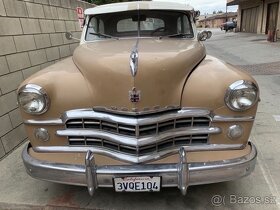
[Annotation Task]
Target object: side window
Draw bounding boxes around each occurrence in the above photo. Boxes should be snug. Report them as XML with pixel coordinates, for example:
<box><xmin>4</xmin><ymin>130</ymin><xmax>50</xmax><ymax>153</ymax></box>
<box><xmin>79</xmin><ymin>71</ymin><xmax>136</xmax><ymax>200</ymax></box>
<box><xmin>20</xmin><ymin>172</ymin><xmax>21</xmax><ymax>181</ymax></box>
<box><xmin>87</xmin><ymin>17</ymin><xmax>105</xmax><ymax>40</ymax></box>
<box><xmin>177</xmin><ymin>17</ymin><xmax>182</xmax><ymax>33</ymax></box>
<box><xmin>88</xmin><ymin>17</ymin><xmax>98</xmax><ymax>34</ymax></box>
<box><xmin>177</xmin><ymin>15</ymin><xmax>192</xmax><ymax>34</ymax></box>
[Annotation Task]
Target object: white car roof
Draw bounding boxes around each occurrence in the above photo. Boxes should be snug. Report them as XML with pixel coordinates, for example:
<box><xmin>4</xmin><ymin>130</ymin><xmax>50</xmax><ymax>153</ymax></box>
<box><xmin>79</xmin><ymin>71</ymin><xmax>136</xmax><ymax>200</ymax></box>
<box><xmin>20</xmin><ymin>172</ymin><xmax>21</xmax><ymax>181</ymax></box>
<box><xmin>84</xmin><ymin>1</ymin><xmax>194</xmax><ymax>16</ymax></box>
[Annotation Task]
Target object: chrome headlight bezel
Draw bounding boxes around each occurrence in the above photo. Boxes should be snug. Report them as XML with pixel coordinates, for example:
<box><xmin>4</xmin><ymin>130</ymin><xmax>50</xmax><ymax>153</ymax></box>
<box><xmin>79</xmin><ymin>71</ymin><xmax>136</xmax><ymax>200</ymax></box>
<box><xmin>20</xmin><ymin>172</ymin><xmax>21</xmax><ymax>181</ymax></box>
<box><xmin>225</xmin><ymin>80</ymin><xmax>259</xmax><ymax>112</ymax></box>
<box><xmin>17</xmin><ymin>84</ymin><xmax>50</xmax><ymax>115</ymax></box>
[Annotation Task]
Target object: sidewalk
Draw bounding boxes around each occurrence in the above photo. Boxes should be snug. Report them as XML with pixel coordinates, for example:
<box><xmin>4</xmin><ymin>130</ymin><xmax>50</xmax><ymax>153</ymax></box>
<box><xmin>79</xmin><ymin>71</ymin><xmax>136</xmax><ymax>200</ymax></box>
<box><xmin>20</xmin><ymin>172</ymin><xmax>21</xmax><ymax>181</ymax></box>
<box><xmin>0</xmin><ymin>75</ymin><xmax>280</xmax><ymax>210</ymax></box>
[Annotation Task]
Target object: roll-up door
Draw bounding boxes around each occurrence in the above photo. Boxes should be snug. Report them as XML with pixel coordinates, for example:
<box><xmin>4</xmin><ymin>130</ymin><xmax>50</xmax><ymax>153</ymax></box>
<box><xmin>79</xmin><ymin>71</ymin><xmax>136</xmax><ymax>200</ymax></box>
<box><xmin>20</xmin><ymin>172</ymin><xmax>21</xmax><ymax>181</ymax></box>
<box><xmin>241</xmin><ymin>7</ymin><xmax>259</xmax><ymax>33</ymax></box>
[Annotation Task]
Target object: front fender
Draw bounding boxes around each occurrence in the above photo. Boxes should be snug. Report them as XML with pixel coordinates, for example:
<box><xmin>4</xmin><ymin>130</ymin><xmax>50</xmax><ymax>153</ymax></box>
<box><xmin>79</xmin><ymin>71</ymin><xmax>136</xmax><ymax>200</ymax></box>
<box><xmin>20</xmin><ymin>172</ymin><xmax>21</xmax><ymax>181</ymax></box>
<box><xmin>181</xmin><ymin>55</ymin><xmax>259</xmax><ymax>146</ymax></box>
<box><xmin>18</xmin><ymin>57</ymin><xmax>93</xmax><ymax>120</ymax></box>
<box><xmin>181</xmin><ymin>55</ymin><xmax>258</xmax><ymax>117</ymax></box>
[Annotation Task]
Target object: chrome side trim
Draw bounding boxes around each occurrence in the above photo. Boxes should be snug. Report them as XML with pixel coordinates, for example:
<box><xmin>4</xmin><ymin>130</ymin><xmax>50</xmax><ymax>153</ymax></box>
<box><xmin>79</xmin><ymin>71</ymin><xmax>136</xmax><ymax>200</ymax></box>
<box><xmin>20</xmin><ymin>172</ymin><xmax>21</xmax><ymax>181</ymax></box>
<box><xmin>24</xmin><ymin>119</ymin><xmax>64</xmax><ymax>126</ymax></box>
<box><xmin>33</xmin><ymin>143</ymin><xmax>246</xmax><ymax>164</ymax></box>
<box><xmin>61</xmin><ymin>108</ymin><xmax>211</xmax><ymax>125</ymax></box>
<box><xmin>212</xmin><ymin>115</ymin><xmax>255</xmax><ymax>122</ymax></box>
<box><xmin>56</xmin><ymin>127</ymin><xmax>221</xmax><ymax>147</ymax></box>
<box><xmin>22</xmin><ymin>142</ymin><xmax>257</xmax><ymax>196</ymax></box>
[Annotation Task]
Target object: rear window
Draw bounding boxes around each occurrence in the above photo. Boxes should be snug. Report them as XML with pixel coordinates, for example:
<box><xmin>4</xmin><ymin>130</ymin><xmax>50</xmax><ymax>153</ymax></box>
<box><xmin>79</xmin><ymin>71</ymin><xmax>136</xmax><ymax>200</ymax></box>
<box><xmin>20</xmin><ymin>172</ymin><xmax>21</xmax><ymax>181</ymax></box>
<box><xmin>117</xmin><ymin>18</ymin><xmax>165</xmax><ymax>32</ymax></box>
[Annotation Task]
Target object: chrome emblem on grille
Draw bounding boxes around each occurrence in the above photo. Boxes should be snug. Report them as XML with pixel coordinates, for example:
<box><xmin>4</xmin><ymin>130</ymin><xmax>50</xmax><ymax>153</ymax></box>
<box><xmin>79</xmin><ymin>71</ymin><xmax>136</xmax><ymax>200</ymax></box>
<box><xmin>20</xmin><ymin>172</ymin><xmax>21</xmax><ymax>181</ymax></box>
<box><xmin>129</xmin><ymin>87</ymin><xmax>141</xmax><ymax>103</ymax></box>
<box><xmin>130</xmin><ymin>47</ymin><xmax>138</xmax><ymax>77</ymax></box>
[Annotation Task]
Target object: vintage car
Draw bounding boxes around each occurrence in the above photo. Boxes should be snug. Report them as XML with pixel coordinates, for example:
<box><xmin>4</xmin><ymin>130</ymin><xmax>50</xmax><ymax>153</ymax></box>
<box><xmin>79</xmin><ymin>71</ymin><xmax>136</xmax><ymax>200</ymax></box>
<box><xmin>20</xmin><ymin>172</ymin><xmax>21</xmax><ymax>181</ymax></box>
<box><xmin>18</xmin><ymin>1</ymin><xmax>259</xmax><ymax>196</ymax></box>
<box><xmin>220</xmin><ymin>21</ymin><xmax>237</xmax><ymax>32</ymax></box>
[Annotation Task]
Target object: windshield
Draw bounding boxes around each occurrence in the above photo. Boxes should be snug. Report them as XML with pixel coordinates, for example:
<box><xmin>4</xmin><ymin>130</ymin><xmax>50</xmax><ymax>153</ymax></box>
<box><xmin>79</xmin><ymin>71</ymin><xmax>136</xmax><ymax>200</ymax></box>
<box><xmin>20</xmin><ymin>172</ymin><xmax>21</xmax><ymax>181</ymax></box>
<box><xmin>85</xmin><ymin>10</ymin><xmax>194</xmax><ymax>41</ymax></box>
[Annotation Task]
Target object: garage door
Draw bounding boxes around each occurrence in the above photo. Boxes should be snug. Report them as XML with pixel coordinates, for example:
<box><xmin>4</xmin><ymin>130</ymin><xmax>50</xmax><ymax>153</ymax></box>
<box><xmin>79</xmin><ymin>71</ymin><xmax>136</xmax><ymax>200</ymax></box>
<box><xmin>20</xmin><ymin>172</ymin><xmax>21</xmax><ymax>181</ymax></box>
<box><xmin>241</xmin><ymin>7</ymin><xmax>259</xmax><ymax>33</ymax></box>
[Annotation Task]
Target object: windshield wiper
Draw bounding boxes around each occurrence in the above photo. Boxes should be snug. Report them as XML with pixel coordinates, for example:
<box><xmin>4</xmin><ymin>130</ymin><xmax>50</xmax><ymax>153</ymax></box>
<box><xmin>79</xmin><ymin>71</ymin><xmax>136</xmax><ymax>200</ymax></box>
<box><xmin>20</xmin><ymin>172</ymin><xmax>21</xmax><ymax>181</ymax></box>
<box><xmin>159</xmin><ymin>33</ymin><xmax>193</xmax><ymax>39</ymax></box>
<box><xmin>89</xmin><ymin>32</ymin><xmax>119</xmax><ymax>40</ymax></box>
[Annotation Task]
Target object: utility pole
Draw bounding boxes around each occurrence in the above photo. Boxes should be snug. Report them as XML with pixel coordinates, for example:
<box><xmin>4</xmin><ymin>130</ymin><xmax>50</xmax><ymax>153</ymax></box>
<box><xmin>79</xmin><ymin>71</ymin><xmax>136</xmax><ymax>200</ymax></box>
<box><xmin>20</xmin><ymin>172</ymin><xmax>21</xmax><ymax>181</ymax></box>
<box><xmin>226</xmin><ymin>3</ymin><xmax>228</xmax><ymax>22</ymax></box>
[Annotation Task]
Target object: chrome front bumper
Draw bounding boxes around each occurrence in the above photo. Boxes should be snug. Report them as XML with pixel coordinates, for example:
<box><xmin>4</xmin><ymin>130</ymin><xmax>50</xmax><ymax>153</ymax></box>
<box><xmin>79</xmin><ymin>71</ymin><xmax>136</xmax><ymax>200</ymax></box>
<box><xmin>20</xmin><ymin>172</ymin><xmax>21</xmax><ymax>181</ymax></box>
<box><xmin>22</xmin><ymin>142</ymin><xmax>257</xmax><ymax>196</ymax></box>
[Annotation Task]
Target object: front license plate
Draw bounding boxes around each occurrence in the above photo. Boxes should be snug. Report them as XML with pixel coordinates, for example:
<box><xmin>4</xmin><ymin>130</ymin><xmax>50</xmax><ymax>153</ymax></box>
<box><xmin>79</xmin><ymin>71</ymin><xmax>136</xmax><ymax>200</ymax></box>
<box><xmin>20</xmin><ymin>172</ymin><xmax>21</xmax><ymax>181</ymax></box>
<box><xmin>114</xmin><ymin>177</ymin><xmax>161</xmax><ymax>192</ymax></box>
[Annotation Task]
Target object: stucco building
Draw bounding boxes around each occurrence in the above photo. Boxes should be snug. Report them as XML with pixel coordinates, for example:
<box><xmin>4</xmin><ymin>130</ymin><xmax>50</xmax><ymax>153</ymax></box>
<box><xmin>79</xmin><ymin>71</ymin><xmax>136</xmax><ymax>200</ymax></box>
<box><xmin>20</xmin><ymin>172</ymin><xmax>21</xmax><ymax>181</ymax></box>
<box><xmin>198</xmin><ymin>12</ymin><xmax>237</xmax><ymax>28</ymax></box>
<box><xmin>227</xmin><ymin>0</ymin><xmax>280</xmax><ymax>38</ymax></box>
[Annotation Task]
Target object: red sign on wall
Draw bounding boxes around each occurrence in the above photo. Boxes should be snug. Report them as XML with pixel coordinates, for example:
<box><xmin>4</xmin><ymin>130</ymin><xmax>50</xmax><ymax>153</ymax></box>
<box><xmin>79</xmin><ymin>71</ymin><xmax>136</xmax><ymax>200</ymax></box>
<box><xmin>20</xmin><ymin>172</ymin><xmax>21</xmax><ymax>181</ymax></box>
<box><xmin>76</xmin><ymin>7</ymin><xmax>84</xmax><ymax>29</ymax></box>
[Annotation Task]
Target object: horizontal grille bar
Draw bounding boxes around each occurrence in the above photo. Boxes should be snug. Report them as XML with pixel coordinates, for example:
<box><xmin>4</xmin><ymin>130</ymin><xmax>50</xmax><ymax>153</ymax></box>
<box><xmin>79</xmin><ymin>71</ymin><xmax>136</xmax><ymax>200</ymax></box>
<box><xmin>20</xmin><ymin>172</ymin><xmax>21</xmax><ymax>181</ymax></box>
<box><xmin>68</xmin><ymin>134</ymin><xmax>209</xmax><ymax>156</ymax></box>
<box><xmin>65</xmin><ymin>116</ymin><xmax>211</xmax><ymax>138</ymax></box>
<box><xmin>57</xmin><ymin>127</ymin><xmax>220</xmax><ymax>147</ymax></box>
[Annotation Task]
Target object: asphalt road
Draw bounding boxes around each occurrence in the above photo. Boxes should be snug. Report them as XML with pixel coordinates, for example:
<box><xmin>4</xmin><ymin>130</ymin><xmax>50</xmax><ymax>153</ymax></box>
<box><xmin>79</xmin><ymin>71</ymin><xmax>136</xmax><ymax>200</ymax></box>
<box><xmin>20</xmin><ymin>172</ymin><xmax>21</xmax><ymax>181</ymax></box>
<box><xmin>0</xmin><ymin>30</ymin><xmax>280</xmax><ymax>210</ymax></box>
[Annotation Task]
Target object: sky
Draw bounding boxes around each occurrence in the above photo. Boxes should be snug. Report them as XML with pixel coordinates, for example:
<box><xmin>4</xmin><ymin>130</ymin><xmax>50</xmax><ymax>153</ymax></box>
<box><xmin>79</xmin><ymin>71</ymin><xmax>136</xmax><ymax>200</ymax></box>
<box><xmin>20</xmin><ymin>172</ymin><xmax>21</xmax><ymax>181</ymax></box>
<box><xmin>154</xmin><ymin>0</ymin><xmax>238</xmax><ymax>15</ymax></box>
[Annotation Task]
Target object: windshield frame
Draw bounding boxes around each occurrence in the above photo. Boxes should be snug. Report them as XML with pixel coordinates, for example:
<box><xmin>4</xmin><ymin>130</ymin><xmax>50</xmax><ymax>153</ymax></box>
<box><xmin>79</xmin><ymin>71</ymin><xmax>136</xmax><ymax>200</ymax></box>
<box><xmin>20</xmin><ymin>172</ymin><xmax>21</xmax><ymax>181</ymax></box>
<box><xmin>82</xmin><ymin>10</ymin><xmax>195</xmax><ymax>42</ymax></box>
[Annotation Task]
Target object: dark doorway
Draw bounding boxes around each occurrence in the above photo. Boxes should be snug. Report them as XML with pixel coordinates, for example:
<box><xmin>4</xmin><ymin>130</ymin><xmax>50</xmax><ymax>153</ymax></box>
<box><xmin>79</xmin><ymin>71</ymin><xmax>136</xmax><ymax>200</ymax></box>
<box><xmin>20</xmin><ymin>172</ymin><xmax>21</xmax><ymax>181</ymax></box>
<box><xmin>266</xmin><ymin>2</ymin><xmax>279</xmax><ymax>34</ymax></box>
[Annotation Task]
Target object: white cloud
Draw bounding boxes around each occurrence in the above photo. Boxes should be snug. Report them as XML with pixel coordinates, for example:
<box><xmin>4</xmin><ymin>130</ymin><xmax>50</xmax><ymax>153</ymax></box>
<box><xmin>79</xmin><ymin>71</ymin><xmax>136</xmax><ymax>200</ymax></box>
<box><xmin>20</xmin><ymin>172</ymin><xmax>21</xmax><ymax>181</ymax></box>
<box><xmin>154</xmin><ymin>0</ymin><xmax>238</xmax><ymax>15</ymax></box>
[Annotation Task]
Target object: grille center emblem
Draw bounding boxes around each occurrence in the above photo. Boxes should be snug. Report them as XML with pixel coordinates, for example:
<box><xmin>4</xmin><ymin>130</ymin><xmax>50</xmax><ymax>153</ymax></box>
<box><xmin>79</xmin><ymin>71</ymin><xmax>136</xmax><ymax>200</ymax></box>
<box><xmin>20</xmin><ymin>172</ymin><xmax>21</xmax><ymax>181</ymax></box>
<box><xmin>129</xmin><ymin>87</ymin><xmax>141</xmax><ymax>103</ymax></box>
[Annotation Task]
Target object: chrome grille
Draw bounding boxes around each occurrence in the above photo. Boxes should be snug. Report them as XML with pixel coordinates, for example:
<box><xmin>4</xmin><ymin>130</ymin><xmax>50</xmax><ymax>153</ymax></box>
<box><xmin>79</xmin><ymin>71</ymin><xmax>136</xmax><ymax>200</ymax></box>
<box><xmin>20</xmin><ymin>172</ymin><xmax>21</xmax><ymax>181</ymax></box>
<box><xmin>59</xmin><ymin>109</ymin><xmax>216</xmax><ymax>156</ymax></box>
<box><xmin>68</xmin><ymin>134</ymin><xmax>209</xmax><ymax>155</ymax></box>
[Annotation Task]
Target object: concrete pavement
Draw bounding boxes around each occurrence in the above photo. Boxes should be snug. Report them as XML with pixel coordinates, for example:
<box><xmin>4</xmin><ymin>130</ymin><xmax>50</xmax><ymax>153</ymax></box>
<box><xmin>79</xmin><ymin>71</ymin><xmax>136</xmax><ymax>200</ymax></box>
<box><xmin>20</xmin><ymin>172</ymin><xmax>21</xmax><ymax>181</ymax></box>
<box><xmin>204</xmin><ymin>28</ymin><xmax>280</xmax><ymax>66</ymax></box>
<box><xmin>1</xmin><ymin>31</ymin><xmax>280</xmax><ymax>210</ymax></box>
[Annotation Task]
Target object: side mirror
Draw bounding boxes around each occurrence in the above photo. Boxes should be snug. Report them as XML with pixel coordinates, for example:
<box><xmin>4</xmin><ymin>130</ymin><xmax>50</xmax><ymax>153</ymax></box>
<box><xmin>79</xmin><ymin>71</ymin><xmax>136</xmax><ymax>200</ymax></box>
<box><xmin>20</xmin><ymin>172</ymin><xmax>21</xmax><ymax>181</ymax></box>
<box><xmin>65</xmin><ymin>32</ymin><xmax>80</xmax><ymax>41</ymax></box>
<box><xmin>198</xmin><ymin>30</ymin><xmax>212</xmax><ymax>41</ymax></box>
<box><xmin>193</xmin><ymin>10</ymin><xmax>200</xmax><ymax>23</ymax></box>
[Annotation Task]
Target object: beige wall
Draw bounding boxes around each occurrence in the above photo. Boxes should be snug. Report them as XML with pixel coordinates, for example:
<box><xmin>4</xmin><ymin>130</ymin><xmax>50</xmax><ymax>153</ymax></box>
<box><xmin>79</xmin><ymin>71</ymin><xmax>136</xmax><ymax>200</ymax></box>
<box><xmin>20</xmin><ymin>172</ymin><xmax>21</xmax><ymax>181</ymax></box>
<box><xmin>0</xmin><ymin>0</ymin><xmax>93</xmax><ymax>159</ymax></box>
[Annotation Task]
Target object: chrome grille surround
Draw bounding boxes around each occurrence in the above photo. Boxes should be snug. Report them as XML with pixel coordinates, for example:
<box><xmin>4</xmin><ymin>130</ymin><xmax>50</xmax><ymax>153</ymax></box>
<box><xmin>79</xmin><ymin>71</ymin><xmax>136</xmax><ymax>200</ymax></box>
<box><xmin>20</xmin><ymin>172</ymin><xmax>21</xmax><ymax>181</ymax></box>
<box><xmin>56</xmin><ymin>108</ymin><xmax>221</xmax><ymax>157</ymax></box>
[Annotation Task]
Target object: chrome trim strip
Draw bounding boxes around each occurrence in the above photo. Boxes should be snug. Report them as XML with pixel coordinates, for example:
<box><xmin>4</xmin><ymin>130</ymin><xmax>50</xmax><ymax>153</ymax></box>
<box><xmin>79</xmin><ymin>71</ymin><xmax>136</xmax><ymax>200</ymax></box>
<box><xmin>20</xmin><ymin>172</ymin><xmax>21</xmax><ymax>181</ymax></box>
<box><xmin>212</xmin><ymin>115</ymin><xmax>255</xmax><ymax>122</ymax></box>
<box><xmin>56</xmin><ymin>127</ymin><xmax>221</xmax><ymax>147</ymax></box>
<box><xmin>33</xmin><ymin>143</ymin><xmax>246</xmax><ymax>164</ymax></box>
<box><xmin>23</xmin><ymin>107</ymin><xmax>256</xmax><ymax>126</ymax></box>
<box><xmin>24</xmin><ymin>119</ymin><xmax>64</xmax><ymax>126</ymax></box>
<box><xmin>61</xmin><ymin>108</ymin><xmax>211</xmax><ymax>125</ymax></box>
<box><xmin>22</xmin><ymin>142</ymin><xmax>257</xmax><ymax>195</ymax></box>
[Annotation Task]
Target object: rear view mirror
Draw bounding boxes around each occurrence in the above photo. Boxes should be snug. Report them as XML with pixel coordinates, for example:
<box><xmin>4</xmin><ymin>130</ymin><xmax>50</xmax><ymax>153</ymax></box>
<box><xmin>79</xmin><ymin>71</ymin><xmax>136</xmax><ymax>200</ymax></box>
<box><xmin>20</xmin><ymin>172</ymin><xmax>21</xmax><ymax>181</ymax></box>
<box><xmin>198</xmin><ymin>30</ymin><xmax>212</xmax><ymax>41</ymax></box>
<box><xmin>65</xmin><ymin>32</ymin><xmax>73</xmax><ymax>40</ymax></box>
<box><xmin>132</xmin><ymin>15</ymin><xmax>147</xmax><ymax>22</ymax></box>
<box><xmin>65</xmin><ymin>32</ymin><xmax>80</xmax><ymax>41</ymax></box>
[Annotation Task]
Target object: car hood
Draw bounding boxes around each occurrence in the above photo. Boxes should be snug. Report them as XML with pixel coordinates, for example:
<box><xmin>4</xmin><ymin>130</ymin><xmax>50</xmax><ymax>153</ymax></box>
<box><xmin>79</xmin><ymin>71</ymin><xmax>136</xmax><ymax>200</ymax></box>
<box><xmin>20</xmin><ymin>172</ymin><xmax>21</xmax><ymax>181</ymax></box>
<box><xmin>73</xmin><ymin>38</ymin><xmax>206</xmax><ymax>113</ymax></box>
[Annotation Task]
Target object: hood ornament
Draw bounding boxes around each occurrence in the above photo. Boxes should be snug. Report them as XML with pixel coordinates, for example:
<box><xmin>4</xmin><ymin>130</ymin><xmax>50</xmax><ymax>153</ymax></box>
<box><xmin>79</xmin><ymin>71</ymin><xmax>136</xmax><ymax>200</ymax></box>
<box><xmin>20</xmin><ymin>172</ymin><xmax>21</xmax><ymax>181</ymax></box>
<box><xmin>129</xmin><ymin>87</ymin><xmax>141</xmax><ymax>103</ymax></box>
<box><xmin>130</xmin><ymin>46</ymin><xmax>139</xmax><ymax>77</ymax></box>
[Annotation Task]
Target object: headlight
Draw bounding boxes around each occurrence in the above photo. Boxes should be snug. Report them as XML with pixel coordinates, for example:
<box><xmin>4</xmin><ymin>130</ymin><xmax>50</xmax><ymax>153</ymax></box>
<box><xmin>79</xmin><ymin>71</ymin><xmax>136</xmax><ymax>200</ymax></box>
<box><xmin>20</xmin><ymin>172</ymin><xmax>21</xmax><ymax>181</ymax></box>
<box><xmin>225</xmin><ymin>80</ymin><xmax>258</xmax><ymax>111</ymax></box>
<box><xmin>18</xmin><ymin>84</ymin><xmax>50</xmax><ymax>115</ymax></box>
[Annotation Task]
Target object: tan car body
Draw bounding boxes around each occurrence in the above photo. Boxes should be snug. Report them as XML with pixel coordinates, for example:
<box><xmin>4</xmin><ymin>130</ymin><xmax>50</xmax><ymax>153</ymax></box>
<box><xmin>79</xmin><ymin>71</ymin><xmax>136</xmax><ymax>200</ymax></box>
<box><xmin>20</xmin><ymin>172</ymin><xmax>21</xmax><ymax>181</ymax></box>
<box><xmin>19</xmin><ymin>1</ymin><xmax>259</xmax><ymax>195</ymax></box>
